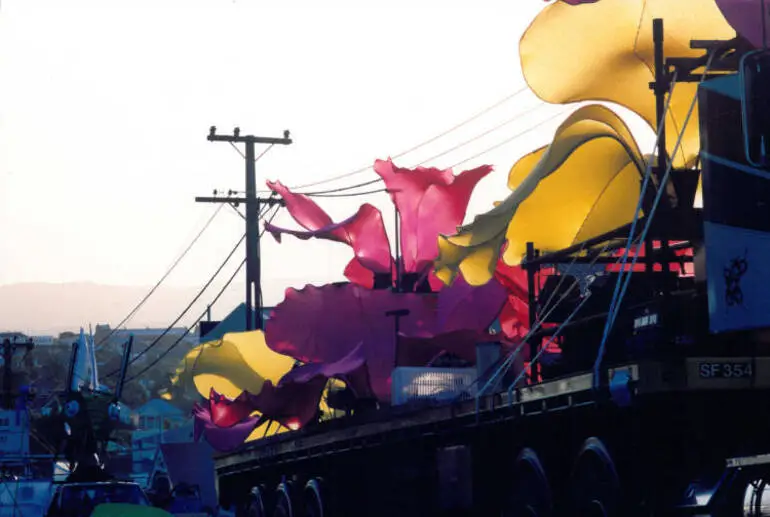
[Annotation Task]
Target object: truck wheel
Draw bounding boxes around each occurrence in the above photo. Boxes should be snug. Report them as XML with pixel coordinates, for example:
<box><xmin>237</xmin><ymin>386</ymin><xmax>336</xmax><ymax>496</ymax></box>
<box><xmin>303</xmin><ymin>478</ymin><xmax>325</xmax><ymax>517</ymax></box>
<box><xmin>273</xmin><ymin>482</ymin><xmax>294</xmax><ymax>517</ymax></box>
<box><xmin>246</xmin><ymin>486</ymin><xmax>267</xmax><ymax>517</ymax></box>
<box><xmin>504</xmin><ymin>448</ymin><xmax>552</xmax><ymax>517</ymax></box>
<box><xmin>568</xmin><ymin>438</ymin><xmax>621</xmax><ymax>517</ymax></box>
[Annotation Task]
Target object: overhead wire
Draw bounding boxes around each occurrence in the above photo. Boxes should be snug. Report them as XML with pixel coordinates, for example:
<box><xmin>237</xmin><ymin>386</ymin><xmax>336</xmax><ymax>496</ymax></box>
<box><xmin>125</xmin><ymin>205</ymin><xmax>283</xmax><ymax>384</ymax></box>
<box><xmin>103</xmin><ymin>230</ymin><xmax>247</xmax><ymax>379</ymax></box>
<box><xmin>449</xmin><ymin>107</ymin><xmax>570</xmax><ymax>170</ymax></box>
<box><xmin>414</xmin><ymin>101</ymin><xmax>549</xmax><ymax>166</ymax></box>
<box><xmin>96</xmin><ymin>204</ymin><xmax>225</xmax><ymax>348</ymax></box>
<box><xmin>592</xmin><ymin>51</ymin><xmax>715</xmax><ymax>384</ymax></box>
<box><xmin>123</xmin><ymin>259</ymin><xmax>247</xmax><ymax>384</ymax></box>
<box><xmin>300</xmin><ymin>102</ymin><xmax>565</xmax><ymax>199</ymax></box>
<box><xmin>286</xmin><ymin>86</ymin><xmax>530</xmax><ymax>192</ymax></box>
<box><xmin>307</xmin><ymin>188</ymin><xmax>388</xmax><ymax>198</ymax></box>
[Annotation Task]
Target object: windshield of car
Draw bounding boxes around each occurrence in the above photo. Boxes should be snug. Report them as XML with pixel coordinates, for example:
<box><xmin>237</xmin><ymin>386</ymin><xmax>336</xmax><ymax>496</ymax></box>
<box><xmin>56</xmin><ymin>483</ymin><xmax>149</xmax><ymax>515</ymax></box>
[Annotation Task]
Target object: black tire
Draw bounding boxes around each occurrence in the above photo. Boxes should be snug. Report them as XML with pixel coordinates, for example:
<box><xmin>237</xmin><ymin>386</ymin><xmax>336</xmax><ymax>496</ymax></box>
<box><xmin>504</xmin><ymin>448</ymin><xmax>552</xmax><ymax>517</ymax></box>
<box><xmin>568</xmin><ymin>437</ymin><xmax>621</xmax><ymax>517</ymax></box>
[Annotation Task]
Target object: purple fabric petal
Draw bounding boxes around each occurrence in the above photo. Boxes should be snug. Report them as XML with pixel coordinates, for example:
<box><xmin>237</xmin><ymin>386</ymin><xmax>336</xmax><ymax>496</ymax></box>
<box><xmin>716</xmin><ymin>0</ymin><xmax>767</xmax><ymax>48</ymax></box>
<box><xmin>266</xmin><ymin>283</ymin><xmax>440</xmax><ymax>401</ymax></box>
<box><xmin>436</xmin><ymin>275</ymin><xmax>507</xmax><ymax>333</ymax></box>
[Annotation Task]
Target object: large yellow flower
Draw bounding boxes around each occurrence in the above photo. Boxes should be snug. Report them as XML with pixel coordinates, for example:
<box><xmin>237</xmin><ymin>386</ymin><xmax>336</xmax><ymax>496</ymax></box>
<box><xmin>170</xmin><ymin>330</ymin><xmax>343</xmax><ymax>441</ymax></box>
<box><xmin>435</xmin><ymin>104</ymin><xmax>645</xmax><ymax>286</ymax></box>
<box><xmin>521</xmin><ymin>0</ymin><xmax>735</xmax><ymax>168</ymax></box>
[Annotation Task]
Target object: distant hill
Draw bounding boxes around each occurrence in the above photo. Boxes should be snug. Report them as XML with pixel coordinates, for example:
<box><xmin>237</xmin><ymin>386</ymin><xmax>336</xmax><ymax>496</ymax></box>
<box><xmin>0</xmin><ymin>281</ymin><xmax>249</xmax><ymax>335</ymax></box>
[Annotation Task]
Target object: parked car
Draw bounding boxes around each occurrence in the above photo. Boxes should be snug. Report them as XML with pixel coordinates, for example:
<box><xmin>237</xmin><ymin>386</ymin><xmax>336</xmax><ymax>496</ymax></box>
<box><xmin>44</xmin><ymin>481</ymin><xmax>153</xmax><ymax>517</ymax></box>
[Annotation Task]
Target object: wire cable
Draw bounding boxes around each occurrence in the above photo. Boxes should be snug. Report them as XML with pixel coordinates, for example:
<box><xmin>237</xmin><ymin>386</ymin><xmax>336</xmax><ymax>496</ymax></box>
<box><xmin>96</xmin><ymin>204</ymin><xmax>225</xmax><ymax>348</ymax></box>
<box><xmin>415</xmin><ymin>102</ymin><xmax>548</xmax><ymax>167</ymax></box>
<box><xmin>286</xmin><ymin>86</ymin><xmax>530</xmax><ymax>191</ymax></box>
<box><xmin>592</xmin><ymin>52</ymin><xmax>715</xmax><ymax>385</ymax></box>
<box><xmin>126</xmin><ymin>206</ymin><xmax>283</xmax><ymax>384</ymax></box>
<box><xmin>301</xmin><ymin>104</ymin><xmax>564</xmax><ymax>199</ymax></box>
<box><xmin>103</xmin><ymin>231</ymin><xmax>246</xmax><ymax>379</ymax></box>
<box><xmin>124</xmin><ymin>259</ymin><xmax>246</xmax><ymax>384</ymax></box>
<box><xmin>449</xmin><ymin>108</ymin><xmax>570</xmax><ymax>170</ymax></box>
<box><xmin>307</xmin><ymin>188</ymin><xmax>389</xmax><ymax>198</ymax></box>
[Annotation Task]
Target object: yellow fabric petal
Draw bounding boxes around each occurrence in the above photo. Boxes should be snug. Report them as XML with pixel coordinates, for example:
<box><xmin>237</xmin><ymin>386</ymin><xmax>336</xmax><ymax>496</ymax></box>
<box><xmin>435</xmin><ymin>104</ymin><xmax>645</xmax><ymax>286</ymax></box>
<box><xmin>173</xmin><ymin>330</ymin><xmax>295</xmax><ymax>400</ymax></box>
<box><xmin>521</xmin><ymin>0</ymin><xmax>735</xmax><ymax>167</ymax></box>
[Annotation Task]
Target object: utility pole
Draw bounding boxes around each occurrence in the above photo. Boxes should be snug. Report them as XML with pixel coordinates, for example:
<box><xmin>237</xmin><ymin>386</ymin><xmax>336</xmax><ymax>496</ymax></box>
<box><xmin>1</xmin><ymin>337</ymin><xmax>34</xmax><ymax>410</ymax></box>
<box><xmin>196</xmin><ymin>126</ymin><xmax>292</xmax><ymax>331</ymax></box>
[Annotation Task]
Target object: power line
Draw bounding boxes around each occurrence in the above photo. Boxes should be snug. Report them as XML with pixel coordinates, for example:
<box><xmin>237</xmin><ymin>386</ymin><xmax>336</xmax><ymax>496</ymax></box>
<box><xmin>103</xmin><ymin>231</ymin><xmax>247</xmax><ymax>379</ymax></box>
<box><xmin>301</xmin><ymin>178</ymin><xmax>383</xmax><ymax>196</ymax></box>
<box><xmin>449</xmin><ymin>108</ymin><xmax>569</xmax><ymax>169</ymax></box>
<box><xmin>301</xmin><ymin>106</ymin><xmax>567</xmax><ymax>199</ymax></box>
<box><xmin>286</xmin><ymin>86</ymin><xmax>530</xmax><ymax>191</ymax></box>
<box><xmin>124</xmin><ymin>206</ymin><xmax>282</xmax><ymax>384</ymax></box>
<box><xmin>96</xmin><ymin>204</ymin><xmax>225</xmax><ymax>348</ymax></box>
<box><xmin>415</xmin><ymin>102</ymin><xmax>547</xmax><ymax>166</ymax></box>
<box><xmin>307</xmin><ymin>188</ymin><xmax>388</xmax><ymax>198</ymax></box>
<box><xmin>123</xmin><ymin>258</ymin><xmax>247</xmax><ymax>384</ymax></box>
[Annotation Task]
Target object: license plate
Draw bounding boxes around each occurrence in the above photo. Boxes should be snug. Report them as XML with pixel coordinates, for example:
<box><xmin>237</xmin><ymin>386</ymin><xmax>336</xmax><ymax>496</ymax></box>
<box><xmin>698</xmin><ymin>361</ymin><xmax>754</xmax><ymax>379</ymax></box>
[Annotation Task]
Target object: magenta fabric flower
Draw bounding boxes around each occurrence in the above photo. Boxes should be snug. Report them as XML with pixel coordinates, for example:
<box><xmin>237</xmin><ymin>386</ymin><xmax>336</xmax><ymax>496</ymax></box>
<box><xmin>264</xmin><ymin>160</ymin><xmax>506</xmax><ymax>402</ymax></box>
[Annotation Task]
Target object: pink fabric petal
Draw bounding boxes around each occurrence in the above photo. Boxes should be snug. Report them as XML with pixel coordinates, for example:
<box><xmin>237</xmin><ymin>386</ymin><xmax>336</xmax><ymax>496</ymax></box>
<box><xmin>192</xmin><ymin>403</ymin><xmax>261</xmax><ymax>453</ymax></box>
<box><xmin>264</xmin><ymin>185</ymin><xmax>393</xmax><ymax>283</ymax></box>
<box><xmin>208</xmin><ymin>388</ymin><xmax>255</xmax><ymax>428</ymax></box>
<box><xmin>436</xmin><ymin>275</ymin><xmax>507</xmax><ymax>333</ymax></box>
<box><xmin>343</xmin><ymin>258</ymin><xmax>379</xmax><ymax>289</ymax></box>
<box><xmin>373</xmin><ymin>158</ymin><xmax>493</xmax><ymax>277</ymax></box>
<box><xmin>716</xmin><ymin>0</ymin><xmax>767</xmax><ymax>48</ymax></box>
<box><xmin>265</xmin><ymin>283</ymin><xmax>441</xmax><ymax>401</ymax></box>
<box><xmin>266</xmin><ymin>180</ymin><xmax>333</xmax><ymax>230</ymax></box>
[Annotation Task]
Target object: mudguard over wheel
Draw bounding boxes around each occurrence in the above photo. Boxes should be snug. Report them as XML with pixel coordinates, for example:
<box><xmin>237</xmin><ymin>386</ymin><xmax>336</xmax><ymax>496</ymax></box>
<box><xmin>568</xmin><ymin>437</ymin><xmax>621</xmax><ymax>517</ymax></box>
<box><xmin>272</xmin><ymin>482</ymin><xmax>293</xmax><ymax>517</ymax></box>
<box><xmin>303</xmin><ymin>478</ymin><xmax>325</xmax><ymax>517</ymax></box>
<box><xmin>505</xmin><ymin>447</ymin><xmax>552</xmax><ymax>517</ymax></box>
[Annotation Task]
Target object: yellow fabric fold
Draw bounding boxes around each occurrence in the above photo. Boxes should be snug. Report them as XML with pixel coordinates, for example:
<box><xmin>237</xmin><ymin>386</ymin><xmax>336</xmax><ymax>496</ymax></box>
<box><xmin>521</xmin><ymin>0</ymin><xmax>735</xmax><ymax>168</ymax></box>
<box><xmin>435</xmin><ymin>104</ymin><xmax>645</xmax><ymax>286</ymax></box>
<box><xmin>172</xmin><ymin>330</ymin><xmax>295</xmax><ymax>400</ymax></box>
<box><xmin>170</xmin><ymin>330</ymin><xmax>344</xmax><ymax>441</ymax></box>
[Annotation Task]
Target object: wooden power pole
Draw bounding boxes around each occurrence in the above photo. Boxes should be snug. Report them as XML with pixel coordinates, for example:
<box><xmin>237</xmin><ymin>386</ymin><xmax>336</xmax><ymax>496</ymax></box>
<box><xmin>196</xmin><ymin>126</ymin><xmax>292</xmax><ymax>331</ymax></box>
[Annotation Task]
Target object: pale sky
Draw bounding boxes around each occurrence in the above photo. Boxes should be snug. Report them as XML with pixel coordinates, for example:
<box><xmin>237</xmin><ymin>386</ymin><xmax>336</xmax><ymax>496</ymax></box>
<box><xmin>0</xmin><ymin>0</ymin><xmax>656</xmax><ymax>325</ymax></box>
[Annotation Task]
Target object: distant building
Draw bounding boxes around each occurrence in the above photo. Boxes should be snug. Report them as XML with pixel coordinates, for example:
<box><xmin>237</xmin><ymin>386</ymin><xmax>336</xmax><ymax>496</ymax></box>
<box><xmin>0</xmin><ymin>409</ymin><xmax>30</xmax><ymax>467</ymax></box>
<box><xmin>198</xmin><ymin>303</ymin><xmax>274</xmax><ymax>341</ymax></box>
<box><xmin>99</xmin><ymin>327</ymin><xmax>199</xmax><ymax>355</ymax></box>
<box><xmin>0</xmin><ymin>332</ymin><xmax>31</xmax><ymax>344</ymax></box>
<box><xmin>130</xmin><ymin>399</ymin><xmax>190</xmax><ymax>485</ymax></box>
<box><xmin>149</xmin><ymin>439</ymin><xmax>217</xmax><ymax>508</ymax></box>
<box><xmin>29</xmin><ymin>335</ymin><xmax>55</xmax><ymax>346</ymax></box>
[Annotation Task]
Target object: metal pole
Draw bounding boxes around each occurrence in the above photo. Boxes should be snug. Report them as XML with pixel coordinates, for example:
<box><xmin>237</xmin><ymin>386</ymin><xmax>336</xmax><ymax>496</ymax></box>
<box><xmin>202</xmin><ymin>127</ymin><xmax>291</xmax><ymax>332</ymax></box>
<box><xmin>2</xmin><ymin>339</ymin><xmax>11</xmax><ymax>409</ymax></box>
<box><xmin>525</xmin><ymin>243</ymin><xmax>539</xmax><ymax>383</ymax></box>
<box><xmin>650</xmin><ymin>18</ymin><xmax>667</xmax><ymax>279</ymax></box>
<box><xmin>394</xmin><ymin>209</ymin><xmax>401</xmax><ymax>293</ymax></box>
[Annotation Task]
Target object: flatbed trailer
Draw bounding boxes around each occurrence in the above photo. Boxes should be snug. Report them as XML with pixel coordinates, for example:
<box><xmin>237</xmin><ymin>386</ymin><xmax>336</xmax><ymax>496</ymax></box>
<box><xmin>214</xmin><ymin>357</ymin><xmax>770</xmax><ymax>516</ymax></box>
<box><xmin>211</xmin><ymin>22</ymin><xmax>770</xmax><ymax>517</ymax></box>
